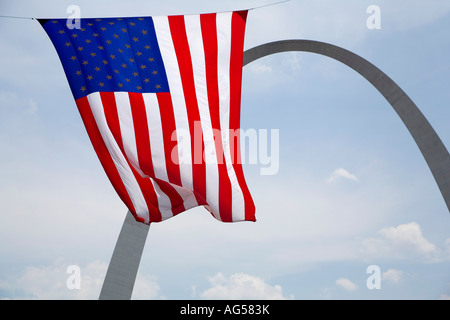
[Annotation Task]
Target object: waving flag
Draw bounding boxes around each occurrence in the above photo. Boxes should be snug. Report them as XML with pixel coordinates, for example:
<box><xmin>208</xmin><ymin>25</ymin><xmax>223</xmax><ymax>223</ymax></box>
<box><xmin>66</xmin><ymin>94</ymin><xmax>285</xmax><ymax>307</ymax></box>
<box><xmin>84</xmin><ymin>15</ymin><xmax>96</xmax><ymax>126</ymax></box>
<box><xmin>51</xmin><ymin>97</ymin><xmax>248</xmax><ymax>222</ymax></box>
<box><xmin>40</xmin><ymin>11</ymin><xmax>255</xmax><ymax>224</ymax></box>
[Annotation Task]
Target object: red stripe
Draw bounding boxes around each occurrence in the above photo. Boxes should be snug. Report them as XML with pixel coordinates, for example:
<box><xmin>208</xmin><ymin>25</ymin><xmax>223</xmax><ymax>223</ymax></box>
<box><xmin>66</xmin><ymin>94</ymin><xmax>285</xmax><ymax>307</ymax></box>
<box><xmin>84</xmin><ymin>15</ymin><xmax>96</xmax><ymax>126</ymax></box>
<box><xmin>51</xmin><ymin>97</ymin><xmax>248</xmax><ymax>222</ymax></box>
<box><xmin>100</xmin><ymin>92</ymin><xmax>124</xmax><ymax>151</ymax></box>
<box><xmin>200</xmin><ymin>13</ymin><xmax>233</xmax><ymax>222</ymax></box>
<box><xmin>156</xmin><ymin>92</ymin><xmax>181</xmax><ymax>186</ymax></box>
<box><xmin>75</xmin><ymin>95</ymin><xmax>139</xmax><ymax>220</ymax></box>
<box><xmin>152</xmin><ymin>178</ymin><xmax>186</xmax><ymax>216</ymax></box>
<box><xmin>229</xmin><ymin>11</ymin><xmax>255</xmax><ymax>221</ymax></box>
<box><xmin>156</xmin><ymin>92</ymin><xmax>186</xmax><ymax>212</ymax></box>
<box><xmin>168</xmin><ymin>15</ymin><xmax>207</xmax><ymax>206</ymax></box>
<box><xmin>128</xmin><ymin>92</ymin><xmax>155</xmax><ymax>177</ymax></box>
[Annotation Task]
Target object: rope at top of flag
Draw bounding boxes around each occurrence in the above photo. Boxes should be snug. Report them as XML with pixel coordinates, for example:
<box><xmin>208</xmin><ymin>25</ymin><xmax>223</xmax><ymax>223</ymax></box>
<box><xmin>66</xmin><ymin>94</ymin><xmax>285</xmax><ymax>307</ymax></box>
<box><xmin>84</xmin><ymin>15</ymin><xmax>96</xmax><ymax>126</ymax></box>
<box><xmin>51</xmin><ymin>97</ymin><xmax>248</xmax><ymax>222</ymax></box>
<box><xmin>0</xmin><ymin>0</ymin><xmax>292</xmax><ymax>21</ymax></box>
<box><xmin>248</xmin><ymin>0</ymin><xmax>292</xmax><ymax>11</ymax></box>
<box><xmin>0</xmin><ymin>15</ymin><xmax>35</xmax><ymax>20</ymax></box>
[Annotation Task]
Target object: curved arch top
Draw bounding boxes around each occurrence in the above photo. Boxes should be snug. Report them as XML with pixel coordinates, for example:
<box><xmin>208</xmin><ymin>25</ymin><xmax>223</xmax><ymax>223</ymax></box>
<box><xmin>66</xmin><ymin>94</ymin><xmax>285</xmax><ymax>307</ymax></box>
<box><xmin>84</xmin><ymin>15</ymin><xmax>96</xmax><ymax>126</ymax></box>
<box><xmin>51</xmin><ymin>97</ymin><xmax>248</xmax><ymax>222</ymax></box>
<box><xmin>243</xmin><ymin>40</ymin><xmax>450</xmax><ymax>213</ymax></box>
<box><xmin>100</xmin><ymin>39</ymin><xmax>450</xmax><ymax>301</ymax></box>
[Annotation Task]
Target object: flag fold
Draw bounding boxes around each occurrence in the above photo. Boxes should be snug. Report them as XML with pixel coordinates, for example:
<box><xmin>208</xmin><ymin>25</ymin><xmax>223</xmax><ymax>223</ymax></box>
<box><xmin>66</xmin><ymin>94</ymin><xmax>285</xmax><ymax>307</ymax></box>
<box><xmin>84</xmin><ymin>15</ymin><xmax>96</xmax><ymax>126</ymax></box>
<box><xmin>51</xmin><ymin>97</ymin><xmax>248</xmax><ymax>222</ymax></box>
<box><xmin>40</xmin><ymin>11</ymin><xmax>255</xmax><ymax>224</ymax></box>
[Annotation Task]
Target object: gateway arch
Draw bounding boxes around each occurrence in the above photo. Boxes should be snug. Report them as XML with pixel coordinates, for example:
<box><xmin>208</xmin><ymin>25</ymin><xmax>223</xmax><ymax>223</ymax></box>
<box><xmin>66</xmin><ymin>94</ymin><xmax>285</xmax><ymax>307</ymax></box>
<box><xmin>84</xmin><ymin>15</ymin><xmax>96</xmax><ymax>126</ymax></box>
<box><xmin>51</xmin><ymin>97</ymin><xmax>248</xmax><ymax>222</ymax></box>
<box><xmin>99</xmin><ymin>39</ymin><xmax>450</xmax><ymax>300</ymax></box>
<box><xmin>243</xmin><ymin>40</ymin><xmax>450</xmax><ymax>213</ymax></box>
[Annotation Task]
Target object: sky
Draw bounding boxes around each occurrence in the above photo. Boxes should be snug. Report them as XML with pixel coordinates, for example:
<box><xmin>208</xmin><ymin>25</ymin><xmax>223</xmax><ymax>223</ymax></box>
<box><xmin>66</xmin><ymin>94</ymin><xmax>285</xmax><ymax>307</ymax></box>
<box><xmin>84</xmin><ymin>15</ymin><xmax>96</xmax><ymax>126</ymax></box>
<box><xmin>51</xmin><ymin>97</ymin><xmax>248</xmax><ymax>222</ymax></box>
<box><xmin>1</xmin><ymin>0</ymin><xmax>450</xmax><ymax>300</ymax></box>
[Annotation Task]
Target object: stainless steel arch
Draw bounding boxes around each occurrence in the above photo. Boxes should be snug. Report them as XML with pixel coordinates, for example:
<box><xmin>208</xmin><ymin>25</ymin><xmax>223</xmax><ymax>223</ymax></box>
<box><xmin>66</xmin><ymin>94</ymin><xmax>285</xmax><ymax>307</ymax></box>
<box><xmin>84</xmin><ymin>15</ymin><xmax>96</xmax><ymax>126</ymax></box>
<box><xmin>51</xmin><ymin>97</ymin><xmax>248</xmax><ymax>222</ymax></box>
<box><xmin>244</xmin><ymin>39</ymin><xmax>450</xmax><ymax>213</ymax></box>
<box><xmin>99</xmin><ymin>39</ymin><xmax>450</xmax><ymax>300</ymax></box>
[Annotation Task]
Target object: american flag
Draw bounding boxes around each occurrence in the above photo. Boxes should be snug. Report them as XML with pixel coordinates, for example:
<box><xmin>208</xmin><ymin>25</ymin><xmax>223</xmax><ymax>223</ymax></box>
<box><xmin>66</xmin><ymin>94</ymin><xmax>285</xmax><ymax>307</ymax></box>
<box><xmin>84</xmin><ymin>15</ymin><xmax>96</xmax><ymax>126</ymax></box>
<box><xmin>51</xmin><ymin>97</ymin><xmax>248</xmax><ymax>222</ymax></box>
<box><xmin>40</xmin><ymin>11</ymin><xmax>255</xmax><ymax>224</ymax></box>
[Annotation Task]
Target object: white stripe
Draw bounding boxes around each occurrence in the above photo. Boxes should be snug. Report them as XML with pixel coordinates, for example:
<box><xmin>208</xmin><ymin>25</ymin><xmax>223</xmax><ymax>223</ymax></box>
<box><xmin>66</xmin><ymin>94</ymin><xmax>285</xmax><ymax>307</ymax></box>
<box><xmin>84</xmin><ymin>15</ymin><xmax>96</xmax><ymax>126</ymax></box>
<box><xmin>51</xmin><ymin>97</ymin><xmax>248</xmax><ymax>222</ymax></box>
<box><xmin>153</xmin><ymin>15</ymin><xmax>198</xmax><ymax>210</ymax></box>
<box><xmin>142</xmin><ymin>93</ymin><xmax>169</xmax><ymax>181</ymax></box>
<box><xmin>216</xmin><ymin>12</ymin><xmax>245</xmax><ymax>221</ymax></box>
<box><xmin>114</xmin><ymin>92</ymin><xmax>143</xmax><ymax>176</ymax></box>
<box><xmin>184</xmin><ymin>14</ymin><xmax>221</xmax><ymax>220</ymax></box>
<box><xmin>171</xmin><ymin>183</ymin><xmax>199</xmax><ymax>211</ymax></box>
<box><xmin>141</xmin><ymin>93</ymin><xmax>173</xmax><ymax>219</ymax></box>
<box><xmin>87</xmin><ymin>92</ymin><xmax>149</xmax><ymax>223</ymax></box>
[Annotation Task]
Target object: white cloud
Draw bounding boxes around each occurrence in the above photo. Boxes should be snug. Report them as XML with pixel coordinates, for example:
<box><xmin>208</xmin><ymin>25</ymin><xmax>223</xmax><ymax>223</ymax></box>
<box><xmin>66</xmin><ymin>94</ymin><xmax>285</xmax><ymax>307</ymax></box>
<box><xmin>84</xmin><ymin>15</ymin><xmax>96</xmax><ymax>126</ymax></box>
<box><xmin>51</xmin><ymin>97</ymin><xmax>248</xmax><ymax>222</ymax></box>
<box><xmin>132</xmin><ymin>273</ymin><xmax>164</xmax><ymax>300</ymax></box>
<box><xmin>361</xmin><ymin>222</ymin><xmax>441</xmax><ymax>261</ymax></box>
<box><xmin>0</xmin><ymin>259</ymin><xmax>161</xmax><ymax>300</ymax></box>
<box><xmin>326</xmin><ymin>168</ymin><xmax>359</xmax><ymax>184</ymax></box>
<box><xmin>382</xmin><ymin>269</ymin><xmax>403</xmax><ymax>284</ymax></box>
<box><xmin>381</xmin><ymin>223</ymin><xmax>436</xmax><ymax>255</ymax></box>
<box><xmin>200</xmin><ymin>272</ymin><xmax>293</xmax><ymax>300</ymax></box>
<box><xmin>335</xmin><ymin>277</ymin><xmax>358</xmax><ymax>291</ymax></box>
<box><xmin>248</xmin><ymin>63</ymin><xmax>272</xmax><ymax>75</ymax></box>
<box><xmin>0</xmin><ymin>259</ymin><xmax>105</xmax><ymax>299</ymax></box>
<box><xmin>281</xmin><ymin>52</ymin><xmax>302</xmax><ymax>72</ymax></box>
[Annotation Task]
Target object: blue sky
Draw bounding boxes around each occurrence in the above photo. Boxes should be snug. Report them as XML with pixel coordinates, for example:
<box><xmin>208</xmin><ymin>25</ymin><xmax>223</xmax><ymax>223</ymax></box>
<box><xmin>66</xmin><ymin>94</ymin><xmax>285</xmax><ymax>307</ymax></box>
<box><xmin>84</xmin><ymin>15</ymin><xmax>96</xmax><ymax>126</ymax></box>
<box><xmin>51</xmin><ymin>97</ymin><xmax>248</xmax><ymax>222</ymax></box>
<box><xmin>1</xmin><ymin>0</ymin><xmax>450</xmax><ymax>300</ymax></box>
